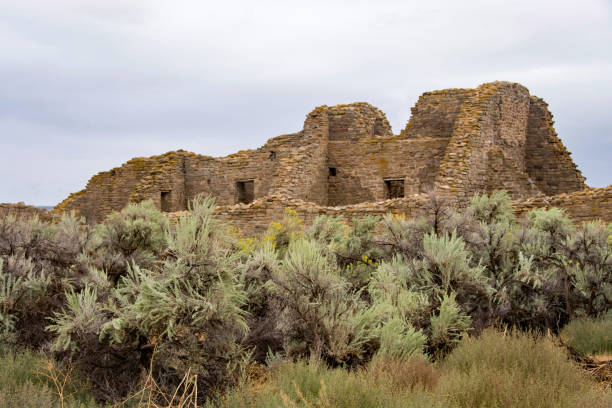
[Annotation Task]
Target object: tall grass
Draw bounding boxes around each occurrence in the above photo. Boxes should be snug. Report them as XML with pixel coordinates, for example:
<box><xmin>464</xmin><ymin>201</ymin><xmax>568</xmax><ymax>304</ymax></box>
<box><xmin>1</xmin><ymin>333</ymin><xmax>610</xmax><ymax>408</ymax></box>
<box><xmin>0</xmin><ymin>349</ymin><xmax>100</xmax><ymax>408</ymax></box>
<box><xmin>438</xmin><ymin>329</ymin><xmax>611</xmax><ymax>408</ymax></box>
<box><xmin>561</xmin><ymin>315</ymin><xmax>612</xmax><ymax>355</ymax></box>
<box><xmin>215</xmin><ymin>357</ymin><xmax>439</xmax><ymax>408</ymax></box>
<box><xmin>214</xmin><ymin>330</ymin><xmax>612</xmax><ymax>408</ymax></box>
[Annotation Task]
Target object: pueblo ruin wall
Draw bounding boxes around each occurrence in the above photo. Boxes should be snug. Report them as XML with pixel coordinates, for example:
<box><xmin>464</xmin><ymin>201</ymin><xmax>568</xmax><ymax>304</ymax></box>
<box><xmin>52</xmin><ymin>81</ymin><xmax>601</xmax><ymax>229</ymax></box>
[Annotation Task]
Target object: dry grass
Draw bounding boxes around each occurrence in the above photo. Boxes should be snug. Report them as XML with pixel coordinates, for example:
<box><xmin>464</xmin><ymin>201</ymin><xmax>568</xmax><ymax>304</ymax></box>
<box><xmin>214</xmin><ymin>330</ymin><xmax>612</xmax><ymax>408</ymax></box>
<box><xmin>2</xmin><ymin>330</ymin><xmax>611</xmax><ymax>408</ymax></box>
<box><xmin>365</xmin><ymin>356</ymin><xmax>440</xmax><ymax>393</ymax></box>
<box><xmin>561</xmin><ymin>316</ymin><xmax>612</xmax><ymax>355</ymax></box>
<box><xmin>215</xmin><ymin>358</ymin><xmax>439</xmax><ymax>408</ymax></box>
<box><xmin>0</xmin><ymin>350</ymin><xmax>98</xmax><ymax>408</ymax></box>
<box><xmin>593</xmin><ymin>354</ymin><xmax>612</xmax><ymax>363</ymax></box>
<box><xmin>437</xmin><ymin>329</ymin><xmax>612</xmax><ymax>408</ymax></box>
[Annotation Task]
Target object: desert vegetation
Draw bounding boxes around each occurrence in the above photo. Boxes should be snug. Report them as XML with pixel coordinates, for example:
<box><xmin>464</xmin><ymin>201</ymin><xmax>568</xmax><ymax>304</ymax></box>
<box><xmin>0</xmin><ymin>191</ymin><xmax>610</xmax><ymax>407</ymax></box>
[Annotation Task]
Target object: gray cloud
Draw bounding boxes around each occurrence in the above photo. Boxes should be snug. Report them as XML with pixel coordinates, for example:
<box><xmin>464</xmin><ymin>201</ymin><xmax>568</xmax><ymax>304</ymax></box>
<box><xmin>0</xmin><ymin>0</ymin><xmax>610</xmax><ymax>205</ymax></box>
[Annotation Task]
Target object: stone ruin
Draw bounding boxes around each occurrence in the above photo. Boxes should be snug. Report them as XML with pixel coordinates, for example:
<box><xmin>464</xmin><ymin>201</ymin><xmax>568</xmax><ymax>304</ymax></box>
<box><xmin>44</xmin><ymin>81</ymin><xmax>609</xmax><ymax>233</ymax></box>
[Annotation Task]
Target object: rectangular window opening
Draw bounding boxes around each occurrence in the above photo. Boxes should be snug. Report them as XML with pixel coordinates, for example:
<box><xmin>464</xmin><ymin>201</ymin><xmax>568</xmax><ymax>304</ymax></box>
<box><xmin>384</xmin><ymin>179</ymin><xmax>405</xmax><ymax>199</ymax></box>
<box><xmin>329</xmin><ymin>167</ymin><xmax>337</xmax><ymax>177</ymax></box>
<box><xmin>160</xmin><ymin>191</ymin><xmax>172</xmax><ymax>212</ymax></box>
<box><xmin>236</xmin><ymin>180</ymin><xmax>254</xmax><ymax>204</ymax></box>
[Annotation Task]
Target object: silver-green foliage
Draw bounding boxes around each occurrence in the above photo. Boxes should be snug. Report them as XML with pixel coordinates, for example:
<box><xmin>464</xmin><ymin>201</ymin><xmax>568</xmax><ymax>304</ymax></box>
<box><xmin>48</xmin><ymin>196</ymin><xmax>249</xmax><ymax>401</ymax></box>
<box><xmin>368</xmin><ymin>233</ymin><xmax>478</xmax><ymax>356</ymax></box>
<box><xmin>0</xmin><ymin>256</ymin><xmax>51</xmax><ymax>344</ymax></box>
<box><xmin>0</xmin><ymin>212</ymin><xmax>89</xmax><ymax>347</ymax></box>
<box><xmin>86</xmin><ymin>200</ymin><xmax>169</xmax><ymax>281</ymax></box>
<box><xmin>272</xmin><ymin>238</ymin><xmax>378</xmax><ymax>364</ymax></box>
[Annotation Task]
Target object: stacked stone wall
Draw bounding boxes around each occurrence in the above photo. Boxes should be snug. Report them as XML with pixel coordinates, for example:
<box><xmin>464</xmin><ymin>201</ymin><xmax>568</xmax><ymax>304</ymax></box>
<box><xmin>0</xmin><ymin>203</ymin><xmax>56</xmax><ymax>222</ymax></box>
<box><xmin>326</xmin><ymin>101</ymin><xmax>451</xmax><ymax>206</ymax></box>
<box><xmin>434</xmin><ymin>83</ymin><xmax>499</xmax><ymax>198</ymax></box>
<box><xmin>400</xmin><ymin>89</ymin><xmax>471</xmax><ymax>140</ymax></box>
<box><xmin>486</xmin><ymin>147</ymin><xmax>540</xmax><ymax>197</ymax></box>
<box><xmin>513</xmin><ymin>185</ymin><xmax>611</xmax><ymax>223</ymax></box>
<box><xmin>327</xmin><ymin>137</ymin><xmax>449</xmax><ymax>205</ymax></box>
<box><xmin>490</xmin><ymin>85</ymin><xmax>531</xmax><ymax>172</ymax></box>
<box><xmin>183</xmin><ymin>137</ymin><xmax>287</xmax><ymax>207</ymax></box>
<box><xmin>434</xmin><ymin>82</ymin><xmax>535</xmax><ymax>200</ymax></box>
<box><xmin>281</xmin><ymin>108</ymin><xmax>329</xmax><ymax>204</ymax></box>
<box><xmin>198</xmin><ymin>185</ymin><xmax>611</xmax><ymax>237</ymax></box>
<box><xmin>525</xmin><ymin>97</ymin><xmax>585</xmax><ymax>195</ymax></box>
<box><xmin>205</xmin><ymin>193</ymin><xmax>434</xmax><ymax>235</ymax></box>
<box><xmin>54</xmin><ymin>153</ymin><xmax>185</xmax><ymax>223</ymax></box>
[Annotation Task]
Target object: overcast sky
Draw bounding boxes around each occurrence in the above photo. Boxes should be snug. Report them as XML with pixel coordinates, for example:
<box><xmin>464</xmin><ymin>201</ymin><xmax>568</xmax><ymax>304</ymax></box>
<box><xmin>1</xmin><ymin>0</ymin><xmax>610</xmax><ymax>206</ymax></box>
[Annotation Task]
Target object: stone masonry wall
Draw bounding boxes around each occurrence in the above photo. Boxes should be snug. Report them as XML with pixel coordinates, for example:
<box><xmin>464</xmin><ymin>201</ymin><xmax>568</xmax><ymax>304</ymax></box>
<box><xmin>525</xmin><ymin>96</ymin><xmax>586</xmax><ymax>195</ymax></box>
<box><xmin>326</xmin><ymin>98</ymin><xmax>459</xmax><ymax>206</ymax></box>
<box><xmin>0</xmin><ymin>203</ymin><xmax>56</xmax><ymax>222</ymax></box>
<box><xmin>326</xmin><ymin>103</ymin><xmax>392</xmax><ymax>205</ymax></box>
<box><xmin>280</xmin><ymin>107</ymin><xmax>329</xmax><ymax>204</ymax></box>
<box><xmin>486</xmin><ymin>147</ymin><xmax>540</xmax><ymax>197</ymax></box>
<box><xmin>56</xmin><ymin>114</ymin><xmax>331</xmax><ymax>221</ymax></box>
<box><xmin>183</xmin><ymin>134</ymin><xmax>296</xmax><ymax>207</ymax></box>
<box><xmin>327</xmin><ymin>137</ymin><xmax>449</xmax><ymax>205</ymax></box>
<box><xmin>202</xmin><ymin>185</ymin><xmax>612</xmax><ymax>237</ymax></box>
<box><xmin>513</xmin><ymin>185</ymin><xmax>612</xmax><ymax>223</ymax></box>
<box><xmin>434</xmin><ymin>82</ymin><xmax>537</xmax><ymax>200</ymax></box>
<box><xmin>55</xmin><ymin>152</ymin><xmax>186</xmax><ymax>223</ymax></box>
<box><xmin>400</xmin><ymin>88</ymin><xmax>471</xmax><ymax>140</ymax></box>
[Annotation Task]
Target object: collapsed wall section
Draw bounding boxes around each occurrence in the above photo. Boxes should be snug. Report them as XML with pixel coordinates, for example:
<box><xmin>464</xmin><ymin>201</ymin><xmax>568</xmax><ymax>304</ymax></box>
<box><xmin>513</xmin><ymin>186</ymin><xmax>611</xmax><ymax>223</ymax></box>
<box><xmin>525</xmin><ymin>96</ymin><xmax>585</xmax><ymax>195</ymax></box>
<box><xmin>400</xmin><ymin>88</ymin><xmax>471</xmax><ymax>140</ymax></box>
<box><xmin>0</xmin><ymin>203</ymin><xmax>56</xmax><ymax>222</ymax></box>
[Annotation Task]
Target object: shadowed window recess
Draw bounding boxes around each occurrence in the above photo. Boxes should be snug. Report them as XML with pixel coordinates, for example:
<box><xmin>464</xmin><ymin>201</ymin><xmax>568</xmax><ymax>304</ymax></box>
<box><xmin>236</xmin><ymin>180</ymin><xmax>254</xmax><ymax>204</ymax></box>
<box><xmin>160</xmin><ymin>191</ymin><xmax>172</xmax><ymax>212</ymax></box>
<box><xmin>384</xmin><ymin>179</ymin><xmax>404</xmax><ymax>199</ymax></box>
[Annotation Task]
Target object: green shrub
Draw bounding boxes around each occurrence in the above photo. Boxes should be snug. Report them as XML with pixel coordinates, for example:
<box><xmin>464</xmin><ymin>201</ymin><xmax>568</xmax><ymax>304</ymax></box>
<box><xmin>49</xmin><ymin>196</ymin><xmax>248</xmax><ymax>402</ymax></box>
<box><xmin>86</xmin><ymin>200</ymin><xmax>169</xmax><ymax>282</ymax></box>
<box><xmin>369</xmin><ymin>232</ymin><xmax>483</xmax><ymax>357</ymax></box>
<box><xmin>468</xmin><ymin>190</ymin><xmax>515</xmax><ymax>225</ymax></box>
<box><xmin>310</xmin><ymin>214</ymin><xmax>382</xmax><ymax>291</ymax></box>
<box><xmin>0</xmin><ymin>213</ymin><xmax>88</xmax><ymax>348</ymax></box>
<box><xmin>271</xmin><ymin>238</ymin><xmax>376</xmax><ymax>365</ymax></box>
<box><xmin>561</xmin><ymin>315</ymin><xmax>612</xmax><ymax>355</ymax></box>
<box><xmin>1</xmin><ymin>190</ymin><xmax>609</xmax><ymax>405</ymax></box>
<box><xmin>240</xmin><ymin>243</ymin><xmax>284</xmax><ymax>362</ymax></box>
<box><xmin>566</xmin><ymin>221</ymin><xmax>612</xmax><ymax>317</ymax></box>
